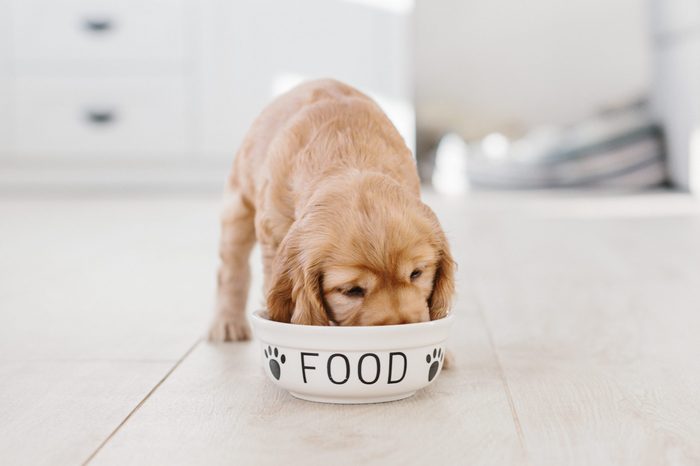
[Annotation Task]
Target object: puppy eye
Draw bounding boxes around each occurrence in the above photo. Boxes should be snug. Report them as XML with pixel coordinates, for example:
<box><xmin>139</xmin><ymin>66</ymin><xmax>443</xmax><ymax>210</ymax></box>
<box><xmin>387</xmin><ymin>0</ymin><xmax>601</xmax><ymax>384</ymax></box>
<box><xmin>410</xmin><ymin>269</ymin><xmax>422</xmax><ymax>281</ymax></box>
<box><xmin>343</xmin><ymin>286</ymin><xmax>365</xmax><ymax>298</ymax></box>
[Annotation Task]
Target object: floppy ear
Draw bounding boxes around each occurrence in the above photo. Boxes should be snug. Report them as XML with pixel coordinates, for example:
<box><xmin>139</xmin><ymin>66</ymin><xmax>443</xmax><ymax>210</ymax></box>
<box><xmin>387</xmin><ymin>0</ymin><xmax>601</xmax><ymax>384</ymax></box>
<box><xmin>266</xmin><ymin>225</ymin><xmax>329</xmax><ymax>325</ymax></box>
<box><xmin>428</xmin><ymin>228</ymin><xmax>456</xmax><ymax>321</ymax></box>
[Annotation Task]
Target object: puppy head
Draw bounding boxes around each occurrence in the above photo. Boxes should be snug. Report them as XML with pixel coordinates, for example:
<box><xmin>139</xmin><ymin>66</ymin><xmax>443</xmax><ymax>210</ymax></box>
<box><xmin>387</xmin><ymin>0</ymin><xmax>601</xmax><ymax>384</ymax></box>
<box><xmin>267</xmin><ymin>173</ymin><xmax>455</xmax><ymax>326</ymax></box>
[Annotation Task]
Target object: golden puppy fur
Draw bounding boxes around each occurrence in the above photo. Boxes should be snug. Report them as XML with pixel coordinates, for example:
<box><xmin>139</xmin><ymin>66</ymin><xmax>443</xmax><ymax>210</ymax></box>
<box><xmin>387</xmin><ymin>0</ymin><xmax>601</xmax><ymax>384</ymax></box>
<box><xmin>209</xmin><ymin>79</ymin><xmax>454</xmax><ymax>341</ymax></box>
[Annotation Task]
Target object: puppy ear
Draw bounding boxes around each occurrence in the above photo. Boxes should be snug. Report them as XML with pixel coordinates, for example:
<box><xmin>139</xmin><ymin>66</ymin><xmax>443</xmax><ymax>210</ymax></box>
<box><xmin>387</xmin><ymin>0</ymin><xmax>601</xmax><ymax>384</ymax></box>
<box><xmin>266</xmin><ymin>245</ymin><xmax>296</xmax><ymax>323</ymax></box>
<box><xmin>425</xmin><ymin>211</ymin><xmax>456</xmax><ymax>320</ymax></box>
<box><xmin>429</xmin><ymin>237</ymin><xmax>455</xmax><ymax>320</ymax></box>
<box><xmin>266</xmin><ymin>225</ymin><xmax>329</xmax><ymax>325</ymax></box>
<box><xmin>417</xmin><ymin>202</ymin><xmax>455</xmax><ymax>320</ymax></box>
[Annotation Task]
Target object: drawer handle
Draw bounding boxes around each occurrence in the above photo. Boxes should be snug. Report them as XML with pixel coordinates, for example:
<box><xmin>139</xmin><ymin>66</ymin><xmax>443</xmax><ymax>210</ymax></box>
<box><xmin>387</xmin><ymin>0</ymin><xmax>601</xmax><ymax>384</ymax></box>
<box><xmin>85</xmin><ymin>109</ymin><xmax>116</xmax><ymax>125</ymax></box>
<box><xmin>83</xmin><ymin>18</ymin><xmax>114</xmax><ymax>33</ymax></box>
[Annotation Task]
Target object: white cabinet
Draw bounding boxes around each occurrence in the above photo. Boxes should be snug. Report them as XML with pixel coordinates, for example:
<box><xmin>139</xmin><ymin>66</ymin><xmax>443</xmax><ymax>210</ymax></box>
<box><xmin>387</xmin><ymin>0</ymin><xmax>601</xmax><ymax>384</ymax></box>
<box><xmin>3</xmin><ymin>0</ymin><xmax>194</xmax><ymax>168</ymax></box>
<box><xmin>11</xmin><ymin>0</ymin><xmax>187</xmax><ymax>64</ymax></box>
<box><xmin>0</xmin><ymin>0</ymin><xmax>414</xmax><ymax>188</ymax></box>
<box><xmin>15</xmin><ymin>77</ymin><xmax>188</xmax><ymax>158</ymax></box>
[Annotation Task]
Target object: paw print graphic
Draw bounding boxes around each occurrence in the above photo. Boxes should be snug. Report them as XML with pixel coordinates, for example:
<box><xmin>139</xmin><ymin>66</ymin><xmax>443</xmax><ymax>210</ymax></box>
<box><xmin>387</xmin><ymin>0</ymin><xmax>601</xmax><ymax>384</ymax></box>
<box><xmin>264</xmin><ymin>345</ymin><xmax>286</xmax><ymax>380</ymax></box>
<box><xmin>425</xmin><ymin>347</ymin><xmax>444</xmax><ymax>382</ymax></box>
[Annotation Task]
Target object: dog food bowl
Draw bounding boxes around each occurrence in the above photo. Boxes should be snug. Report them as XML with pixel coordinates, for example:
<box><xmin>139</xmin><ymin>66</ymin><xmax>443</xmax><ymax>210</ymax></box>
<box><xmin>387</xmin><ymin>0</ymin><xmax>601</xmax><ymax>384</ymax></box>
<box><xmin>250</xmin><ymin>310</ymin><xmax>454</xmax><ymax>404</ymax></box>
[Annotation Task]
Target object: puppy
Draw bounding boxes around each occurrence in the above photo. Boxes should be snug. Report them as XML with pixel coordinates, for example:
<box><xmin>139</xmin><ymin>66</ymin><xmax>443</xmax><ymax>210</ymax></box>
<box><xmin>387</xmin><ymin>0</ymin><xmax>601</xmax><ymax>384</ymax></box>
<box><xmin>209</xmin><ymin>79</ymin><xmax>454</xmax><ymax>341</ymax></box>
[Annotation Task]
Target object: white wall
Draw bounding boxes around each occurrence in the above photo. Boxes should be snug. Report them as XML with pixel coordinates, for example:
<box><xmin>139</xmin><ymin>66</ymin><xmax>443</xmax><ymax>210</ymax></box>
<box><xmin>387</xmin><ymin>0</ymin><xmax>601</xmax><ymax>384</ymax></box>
<box><xmin>195</xmin><ymin>0</ymin><xmax>414</xmax><ymax>157</ymax></box>
<box><xmin>416</xmin><ymin>0</ymin><xmax>651</xmax><ymax>138</ymax></box>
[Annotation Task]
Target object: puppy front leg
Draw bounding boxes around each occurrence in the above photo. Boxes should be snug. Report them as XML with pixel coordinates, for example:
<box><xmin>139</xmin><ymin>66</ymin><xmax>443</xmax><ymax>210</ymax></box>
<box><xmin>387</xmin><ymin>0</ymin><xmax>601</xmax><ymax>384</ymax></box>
<box><xmin>209</xmin><ymin>190</ymin><xmax>256</xmax><ymax>342</ymax></box>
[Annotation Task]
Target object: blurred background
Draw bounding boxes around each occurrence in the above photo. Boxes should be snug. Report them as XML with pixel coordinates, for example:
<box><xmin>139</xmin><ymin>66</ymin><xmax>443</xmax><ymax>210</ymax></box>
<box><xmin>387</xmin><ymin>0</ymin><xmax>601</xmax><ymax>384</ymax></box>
<box><xmin>4</xmin><ymin>3</ymin><xmax>700</xmax><ymax>463</ymax></box>
<box><xmin>0</xmin><ymin>0</ymin><xmax>697</xmax><ymax>194</ymax></box>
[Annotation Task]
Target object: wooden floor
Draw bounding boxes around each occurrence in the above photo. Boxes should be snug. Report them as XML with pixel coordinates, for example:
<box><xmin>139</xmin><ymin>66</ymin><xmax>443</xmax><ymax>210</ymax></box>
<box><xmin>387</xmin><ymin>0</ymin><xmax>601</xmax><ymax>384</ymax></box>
<box><xmin>1</xmin><ymin>190</ymin><xmax>700</xmax><ymax>466</ymax></box>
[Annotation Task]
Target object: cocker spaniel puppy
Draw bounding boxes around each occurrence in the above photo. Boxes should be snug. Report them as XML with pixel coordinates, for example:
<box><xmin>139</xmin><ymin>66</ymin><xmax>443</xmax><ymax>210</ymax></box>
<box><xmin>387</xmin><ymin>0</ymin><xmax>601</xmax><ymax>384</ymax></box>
<box><xmin>209</xmin><ymin>79</ymin><xmax>454</xmax><ymax>341</ymax></box>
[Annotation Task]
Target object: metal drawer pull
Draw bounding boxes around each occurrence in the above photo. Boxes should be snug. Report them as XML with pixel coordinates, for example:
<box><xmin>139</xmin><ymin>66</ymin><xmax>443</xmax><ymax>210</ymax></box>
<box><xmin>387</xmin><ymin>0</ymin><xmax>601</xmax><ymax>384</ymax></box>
<box><xmin>83</xmin><ymin>18</ymin><xmax>114</xmax><ymax>33</ymax></box>
<box><xmin>85</xmin><ymin>109</ymin><xmax>116</xmax><ymax>125</ymax></box>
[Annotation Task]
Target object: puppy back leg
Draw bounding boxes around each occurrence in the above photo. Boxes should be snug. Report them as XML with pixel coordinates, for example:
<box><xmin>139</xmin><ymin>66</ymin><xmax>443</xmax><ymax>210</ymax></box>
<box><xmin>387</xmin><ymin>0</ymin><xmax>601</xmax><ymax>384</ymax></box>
<box><xmin>209</xmin><ymin>189</ymin><xmax>256</xmax><ymax>342</ymax></box>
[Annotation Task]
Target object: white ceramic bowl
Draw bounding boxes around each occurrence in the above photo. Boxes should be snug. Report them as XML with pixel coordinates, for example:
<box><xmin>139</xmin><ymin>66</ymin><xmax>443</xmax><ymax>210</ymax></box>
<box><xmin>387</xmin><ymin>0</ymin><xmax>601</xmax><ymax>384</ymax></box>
<box><xmin>250</xmin><ymin>310</ymin><xmax>454</xmax><ymax>404</ymax></box>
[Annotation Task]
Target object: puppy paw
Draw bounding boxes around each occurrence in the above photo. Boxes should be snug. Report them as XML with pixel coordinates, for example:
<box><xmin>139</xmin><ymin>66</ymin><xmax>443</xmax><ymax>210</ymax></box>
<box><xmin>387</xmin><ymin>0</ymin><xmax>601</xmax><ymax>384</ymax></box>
<box><xmin>208</xmin><ymin>316</ymin><xmax>251</xmax><ymax>342</ymax></box>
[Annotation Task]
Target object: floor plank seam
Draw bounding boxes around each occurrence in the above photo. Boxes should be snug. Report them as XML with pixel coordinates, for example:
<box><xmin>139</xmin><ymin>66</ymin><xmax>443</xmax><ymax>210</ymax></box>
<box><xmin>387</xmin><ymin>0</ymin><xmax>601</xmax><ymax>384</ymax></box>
<box><xmin>472</xmin><ymin>294</ymin><xmax>530</xmax><ymax>463</ymax></box>
<box><xmin>80</xmin><ymin>338</ymin><xmax>202</xmax><ymax>465</ymax></box>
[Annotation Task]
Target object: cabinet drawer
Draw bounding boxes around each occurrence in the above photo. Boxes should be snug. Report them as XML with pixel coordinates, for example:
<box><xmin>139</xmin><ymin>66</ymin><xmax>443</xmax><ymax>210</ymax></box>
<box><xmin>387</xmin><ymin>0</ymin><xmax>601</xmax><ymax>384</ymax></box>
<box><xmin>15</xmin><ymin>77</ymin><xmax>189</xmax><ymax>158</ymax></box>
<box><xmin>11</xmin><ymin>0</ymin><xmax>187</xmax><ymax>64</ymax></box>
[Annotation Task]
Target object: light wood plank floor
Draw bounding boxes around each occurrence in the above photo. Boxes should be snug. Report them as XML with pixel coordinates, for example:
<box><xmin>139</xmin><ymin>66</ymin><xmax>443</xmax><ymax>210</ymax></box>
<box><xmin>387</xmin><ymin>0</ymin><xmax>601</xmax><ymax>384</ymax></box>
<box><xmin>1</xmin><ymin>191</ymin><xmax>699</xmax><ymax>466</ymax></box>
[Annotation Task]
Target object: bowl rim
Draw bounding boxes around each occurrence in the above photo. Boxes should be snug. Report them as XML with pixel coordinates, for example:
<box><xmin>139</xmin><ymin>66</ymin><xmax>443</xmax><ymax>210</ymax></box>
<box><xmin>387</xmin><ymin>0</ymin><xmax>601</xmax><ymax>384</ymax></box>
<box><xmin>250</xmin><ymin>310</ymin><xmax>454</xmax><ymax>351</ymax></box>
